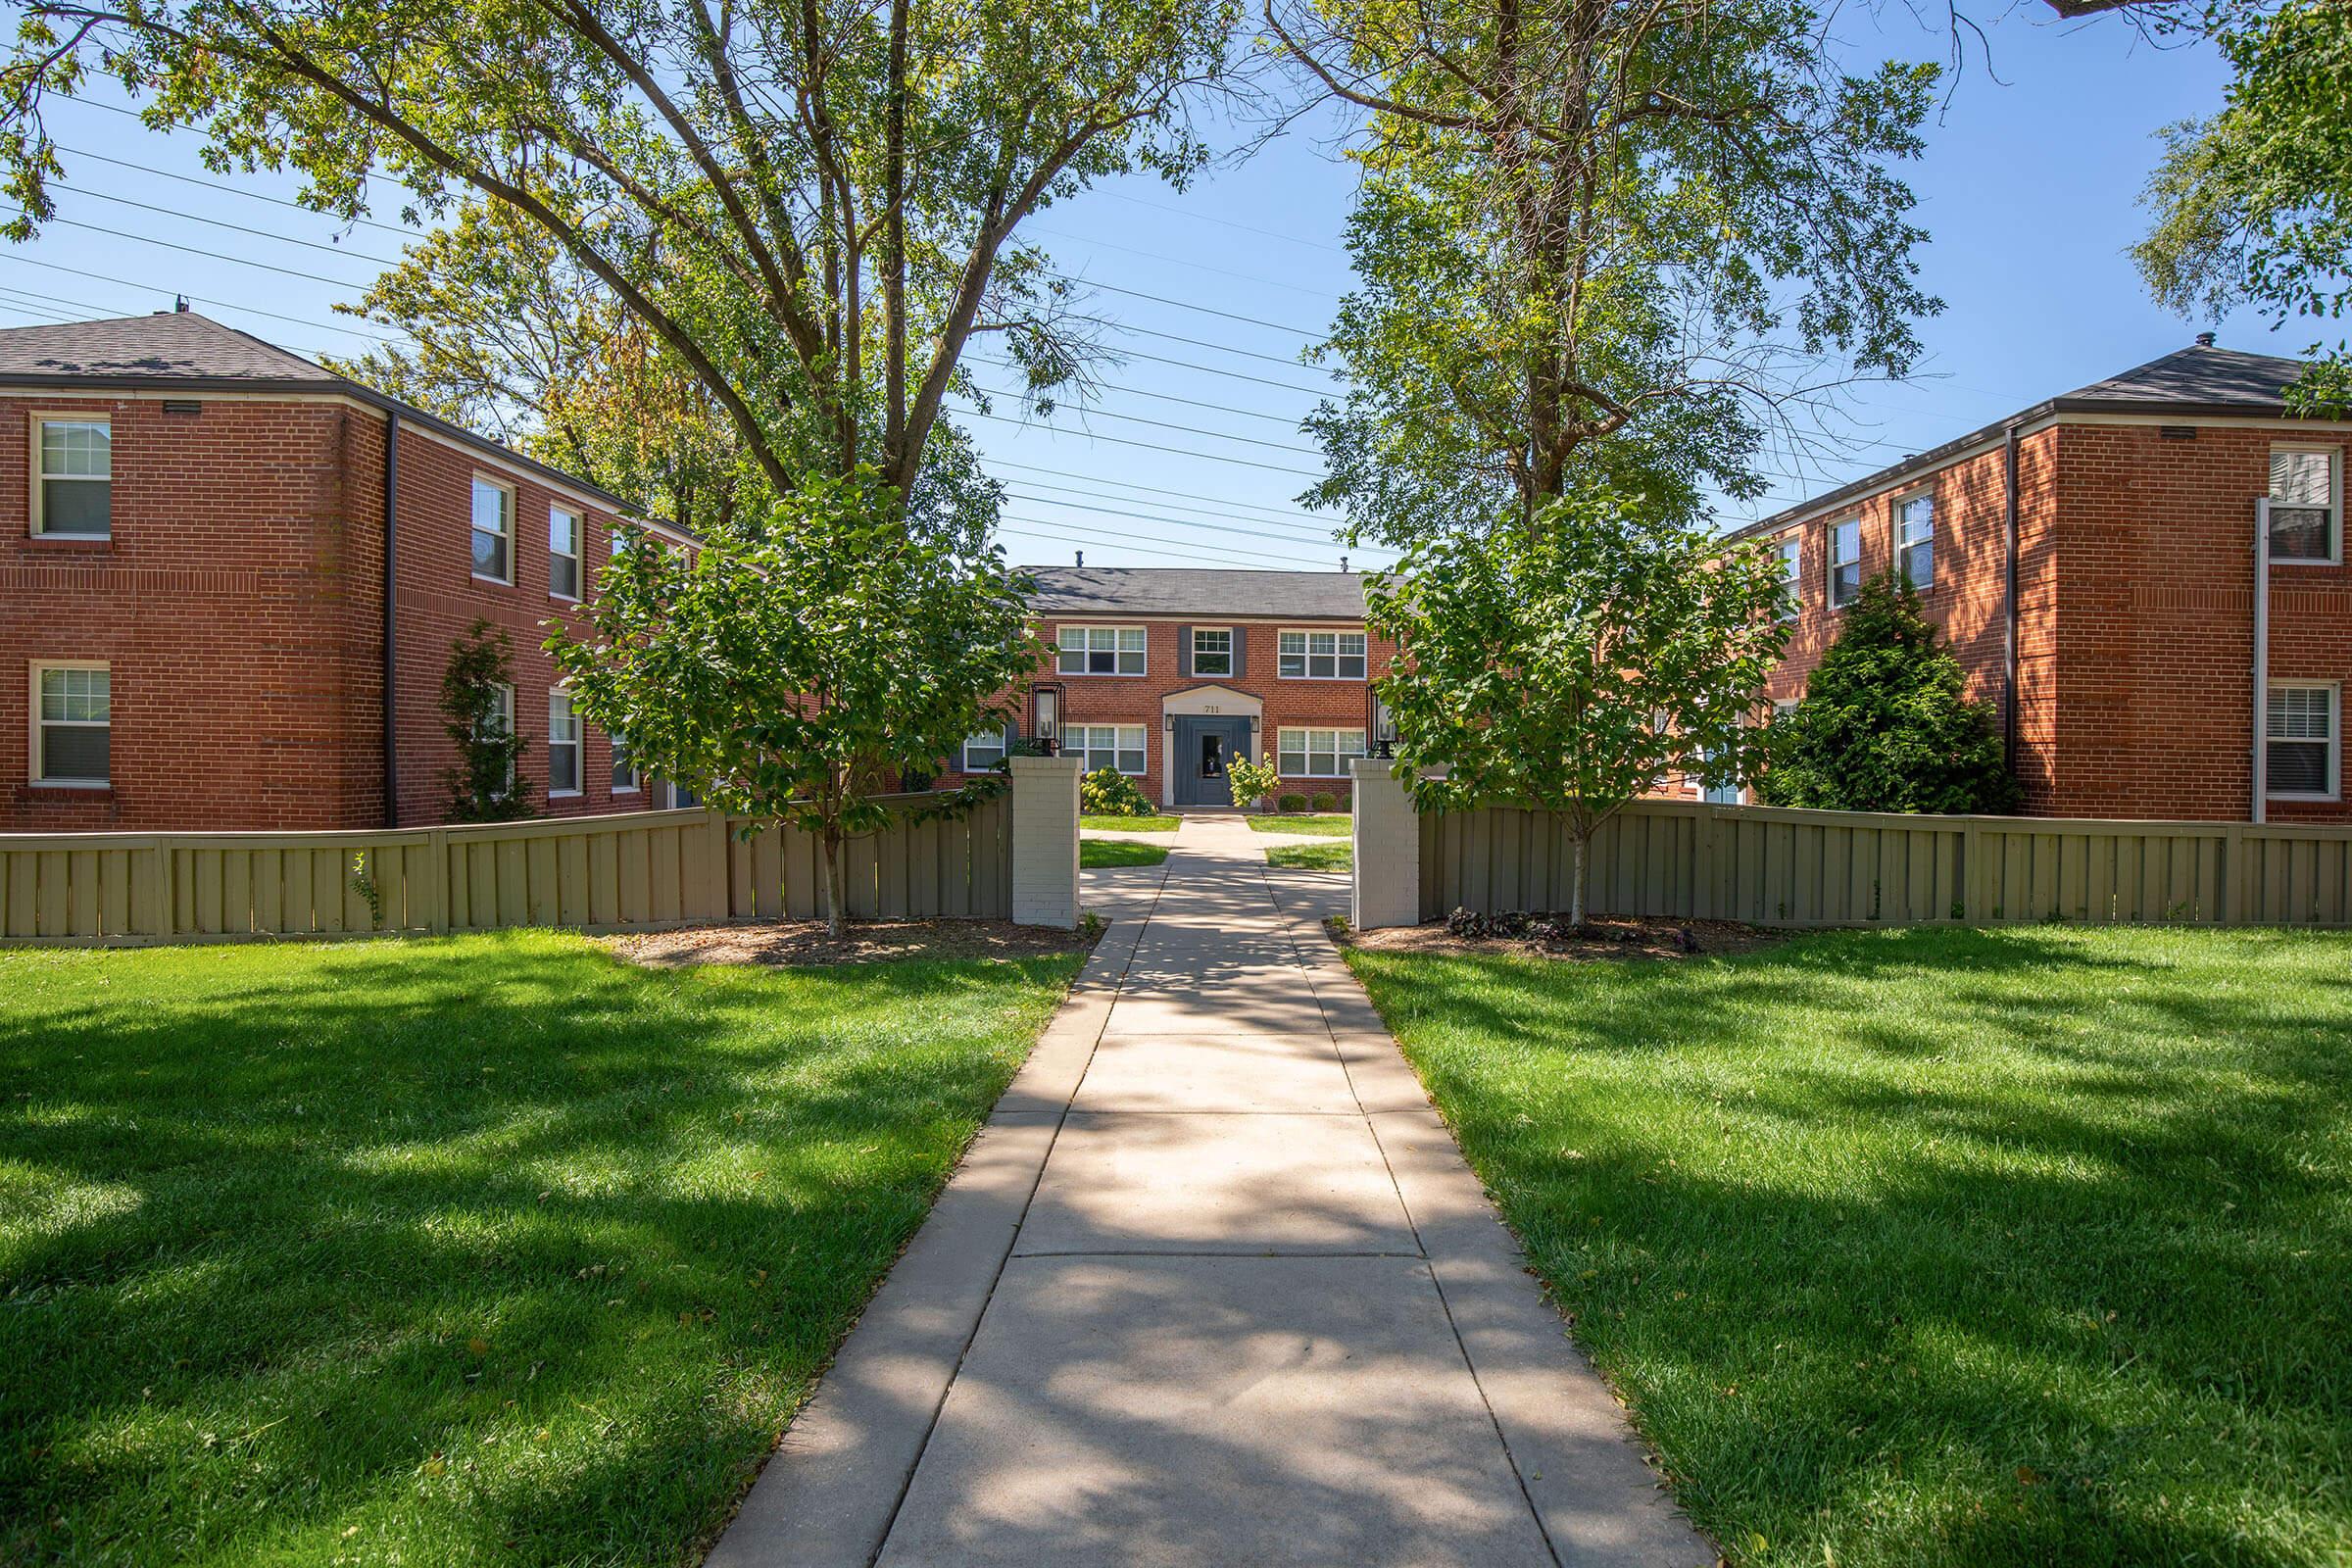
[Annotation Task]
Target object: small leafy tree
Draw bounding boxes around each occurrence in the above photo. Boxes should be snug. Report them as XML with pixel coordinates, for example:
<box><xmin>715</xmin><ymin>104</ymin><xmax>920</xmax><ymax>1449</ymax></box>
<box><xmin>1366</xmin><ymin>490</ymin><xmax>1788</xmax><ymax>929</ymax></box>
<box><xmin>1755</xmin><ymin>573</ymin><xmax>2020</xmax><ymax>814</ymax></box>
<box><xmin>440</xmin><ymin>620</ymin><xmax>533</xmax><ymax>822</ymax></box>
<box><xmin>1225</xmin><ymin>756</ymin><xmax>1281</xmax><ymax>811</ymax></box>
<box><xmin>547</xmin><ymin>473</ymin><xmax>1039</xmax><ymax>938</ymax></box>
<box><xmin>1079</xmin><ymin>768</ymin><xmax>1154</xmax><ymax>817</ymax></box>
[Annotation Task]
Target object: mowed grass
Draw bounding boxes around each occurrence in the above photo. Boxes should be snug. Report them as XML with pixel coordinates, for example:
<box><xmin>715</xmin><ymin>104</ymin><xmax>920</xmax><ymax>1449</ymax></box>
<box><xmin>1080</xmin><ymin>839</ymin><xmax>1170</xmax><ymax>868</ymax></box>
<box><xmin>0</xmin><ymin>932</ymin><xmax>1080</xmax><ymax>1566</ymax></box>
<box><xmin>1265</xmin><ymin>842</ymin><xmax>1350</xmax><ymax>871</ymax></box>
<box><xmin>1080</xmin><ymin>814</ymin><xmax>1179</xmax><ymax>833</ymax></box>
<box><xmin>1249</xmin><ymin>813</ymin><xmax>1350</xmax><ymax>836</ymax></box>
<box><xmin>1347</xmin><ymin>926</ymin><xmax>2352</xmax><ymax>1568</ymax></box>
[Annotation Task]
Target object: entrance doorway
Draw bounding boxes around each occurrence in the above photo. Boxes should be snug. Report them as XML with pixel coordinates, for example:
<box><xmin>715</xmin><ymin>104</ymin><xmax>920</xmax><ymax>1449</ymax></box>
<box><xmin>1170</xmin><ymin>715</ymin><xmax>1253</xmax><ymax>808</ymax></box>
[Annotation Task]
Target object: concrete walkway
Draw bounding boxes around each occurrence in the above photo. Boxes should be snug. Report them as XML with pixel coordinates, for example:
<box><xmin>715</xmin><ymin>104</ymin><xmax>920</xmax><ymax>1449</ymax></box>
<box><xmin>710</xmin><ymin>816</ymin><xmax>1710</xmax><ymax>1568</ymax></box>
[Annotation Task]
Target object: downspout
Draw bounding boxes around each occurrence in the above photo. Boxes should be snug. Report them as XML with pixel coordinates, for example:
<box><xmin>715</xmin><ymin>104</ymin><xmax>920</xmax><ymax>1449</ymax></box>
<box><xmin>2002</xmin><ymin>422</ymin><xmax>2022</xmax><ymax>775</ymax></box>
<box><xmin>382</xmin><ymin>410</ymin><xmax>401</xmax><ymax>828</ymax></box>
<box><xmin>2253</xmin><ymin>498</ymin><xmax>2271</xmax><ymax>823</ymax></box>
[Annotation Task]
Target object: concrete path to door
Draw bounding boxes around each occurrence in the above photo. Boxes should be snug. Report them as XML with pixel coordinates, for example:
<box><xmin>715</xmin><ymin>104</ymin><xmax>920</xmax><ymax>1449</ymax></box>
<box><xmin>709</xmin><ymin>815</ymin><xmax>1711</xmax><ymax>1568</ymax></box>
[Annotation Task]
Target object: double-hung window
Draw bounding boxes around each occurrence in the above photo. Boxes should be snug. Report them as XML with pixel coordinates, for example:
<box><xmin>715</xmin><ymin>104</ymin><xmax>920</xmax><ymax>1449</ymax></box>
<box><xmin>1278</xmin><ymin>629</ymin><xmax>1368</xmax><ymax>679</ymax></box>
<box><xmin>1056</xmin><ymin>625</ymin><xmax>1145</xmax><ymax>676</ymax></box>
<box><xmin>549</xmin><ymin>507</ymin><xmax>582</xmax><ymax>599</ymax></box>
<box><xmin>1829</xmin><ymin>519</ymin><xmax>1863</xmax><ymax>609</ymax></box>
<box><xmin>470</xmin><ymin>476</ymin><xmax>514</xmax><ymax>583</ymax></box>
<box><xmin>1191</xmin><ymin>627</ymin><xmax>1233</xmax><ymax>677</ymax></box>
<box><xmin>483</xmin><ymin>682</ymin><xmax>515</xmax><ymax>795</ymax></box>
<box><xmin>33</xmin><ymin>418</ymin><xmax>111</xmax><ymax>537</ymax></box>
<box><xmin>1776</xmin><ymin>534</ymin><xmax>1802</xmax><ymax>619</ymax></box>
<box><xmin>612</xmin><ymin>730</ymin><xmax>640</xmax><ymax>794</ymax></box>
<box><xmin>1070</xmin><ymin>724</ymin><xmax>1146</xmax><ymax>775</ymax></box>
<box><xmin>1276</xmin><ymin>727</ymin><xmax>1365</xmax><ymax>777</ymax></box>
<box><xmin>1895</xmin><ymin>493</ymin><xmax>1935</xmax><ymax>589</ymax></box>
<box><xmin>2267</xmin><ymin>684</ymin><xmax>2339</xmax><ymax>800</ymax></box>
<box><xmin>2269</xmin><ymin>448</ymin><xmax>2340</xmax><ymax>563</ymax></box>
<box><xmin>32</xmin><ymin>663</ymin><xmax>109</xmax><ymax>786</ymax></box>
<box><xmin>961</xmin><ymin>728</ymin><xmax>1008</xmax><ymax>771</ymax></box>
<box><xmin>548</xmin><ymin>690</ymin><xmax>580</xmax><ymax>796</ymax></box>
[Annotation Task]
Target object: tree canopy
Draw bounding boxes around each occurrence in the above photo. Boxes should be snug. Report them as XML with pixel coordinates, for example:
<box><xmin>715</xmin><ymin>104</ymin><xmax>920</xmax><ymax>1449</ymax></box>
<box><xmin>1265</xmin><ymin>0</ymin><xmax>1943</xmax><ymax>546</ymax></box>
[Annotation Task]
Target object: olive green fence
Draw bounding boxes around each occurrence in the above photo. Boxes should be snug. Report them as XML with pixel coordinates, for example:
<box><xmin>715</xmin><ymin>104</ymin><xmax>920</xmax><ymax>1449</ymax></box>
<box><xmin>1416</xmin><ymin>799</ymin><xmax>2352</xmax><ymax>927</ymax></box>
<box><xmin>0</xmin><ymin>797</ymin><xmax>1012</xmax><ymax>947</ymax></box>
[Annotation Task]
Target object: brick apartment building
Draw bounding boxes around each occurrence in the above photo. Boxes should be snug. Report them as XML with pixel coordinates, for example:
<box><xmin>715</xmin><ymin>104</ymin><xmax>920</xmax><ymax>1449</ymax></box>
<box><xmin>946</xmin><ymin>567</ymin><xmax>1396</xmax><ymax>809</ymax></box>
<box><xmin>0</xmin><ymin>311</ymin><xmax>694</xmax><ymax>833</ymax></box>
<box><xmin>1724</xmin><ymin>339</ymin><xmax>2352</xmax><ymax>822</ymax></box>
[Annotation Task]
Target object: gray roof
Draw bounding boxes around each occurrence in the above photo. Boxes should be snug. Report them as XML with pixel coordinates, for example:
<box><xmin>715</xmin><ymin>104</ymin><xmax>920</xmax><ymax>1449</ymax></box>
<box><xmin>0</xmin><ymin>312</ymin><xmax>639</xmax><ymax>514</ymax></box>
<box><xmin>1727</xmin><ymin>341</ymin><xmax>2322</xmax><ymax>542</ymax></box>
<box><xmin>1021</xmin><ymin>565</ymin><xmax>1367</xmax><ymax>619</ymax></box>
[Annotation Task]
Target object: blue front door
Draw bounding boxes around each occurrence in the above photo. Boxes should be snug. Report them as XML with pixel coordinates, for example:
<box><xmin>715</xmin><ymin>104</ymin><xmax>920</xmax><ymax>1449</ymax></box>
<box><xmin>1172</xmin><ymin>716</ymin><xmax>1251</xmax><ymax>807</ymax></box>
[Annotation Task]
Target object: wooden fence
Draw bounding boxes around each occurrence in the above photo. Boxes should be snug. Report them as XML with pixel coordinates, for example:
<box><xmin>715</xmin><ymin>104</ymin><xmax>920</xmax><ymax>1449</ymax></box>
<box><xmin>1417</xmin><ymin>799</ymin><xmax>2352</xmax><ymax>928</ymax></box>
<box><xmin>0</xmin><ymin>795</ymin><xmax>1012</xmax><ymax>947</ymax></box>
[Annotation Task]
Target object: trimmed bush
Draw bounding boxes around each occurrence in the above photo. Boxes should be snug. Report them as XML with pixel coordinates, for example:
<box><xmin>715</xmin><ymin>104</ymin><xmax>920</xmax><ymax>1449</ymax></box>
<box><xmin>1278</xmin><ymin>792</ymin><xmax>1309</xmax><ymax>813</ymax></box>
<box><xmin>1310</xmin><ymin>791</ymin><xmax>1338</xmax><ymax>812</ymax></box>
<box><xmin>1079</xmin><ymin>767</ymin><xmax>1155</xmax><ymax>817</ymax></box>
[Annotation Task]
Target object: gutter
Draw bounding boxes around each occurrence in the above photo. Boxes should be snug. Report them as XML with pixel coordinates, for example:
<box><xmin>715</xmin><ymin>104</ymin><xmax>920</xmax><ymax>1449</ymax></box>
<box><xmin>383</xmin><ymin>409</ymin><xmax>401</xmax><ymax>829</ymax></box>
<box><xmin>2253</xmin><ymin>499</ymin><xmax>2271</xmax><ymax>823</ymax></box>
<box><xmin>2002</xmin><ymin>421</ymin><xmax>2022</xmax><ymax>774</ymax></box>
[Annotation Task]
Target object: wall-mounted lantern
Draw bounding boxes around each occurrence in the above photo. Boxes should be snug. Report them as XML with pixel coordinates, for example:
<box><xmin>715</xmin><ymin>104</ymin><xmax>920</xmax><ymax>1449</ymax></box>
<box><xmin>1032</xmin><ymin>682</ymin><xmax>1064</xmax><ymax>757</ymax></box>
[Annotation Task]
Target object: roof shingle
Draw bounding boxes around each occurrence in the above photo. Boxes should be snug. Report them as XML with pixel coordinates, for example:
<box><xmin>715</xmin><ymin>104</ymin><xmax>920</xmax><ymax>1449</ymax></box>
<box><xmin>1020</xmin><ymin>565</ymin><xmax>1366</xmax><ymax>620</ymax></box>
<box><xmin>0</xmin><ymin>312</ymin><xmax>333</xmax><ymax>383</ymax></box>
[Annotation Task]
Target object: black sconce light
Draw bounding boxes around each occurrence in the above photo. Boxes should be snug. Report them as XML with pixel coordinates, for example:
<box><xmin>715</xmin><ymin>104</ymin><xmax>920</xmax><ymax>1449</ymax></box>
<box><xmin>1369</xmin><ymin>690</ymin><xmax>1397</xmax><ymax>760</ymax></box>
<box><xmin>1032</xmin><ymin>681</ymin><xmax>1064</xmax><ymax>757</ymax></box>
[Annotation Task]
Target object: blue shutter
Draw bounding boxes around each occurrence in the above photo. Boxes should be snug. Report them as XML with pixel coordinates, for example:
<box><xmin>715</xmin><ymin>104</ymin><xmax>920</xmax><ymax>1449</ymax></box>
<box><xmin>1230</xmin><ymin>628</ymin><xmax>1247</xmax><ymax>680</ymax></box>
<box><xmin>1178</xmin><ymin>624</ymin><xmax>1193</xmax><ymax>679</ymax></box>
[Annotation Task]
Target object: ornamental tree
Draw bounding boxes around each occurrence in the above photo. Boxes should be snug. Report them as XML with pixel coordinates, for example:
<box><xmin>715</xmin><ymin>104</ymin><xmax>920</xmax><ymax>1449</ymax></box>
<box><xmin>1754</xmin><ymin>572</ymin><xmax>2019</xmax><ymax>814</ymax></box>
<box><xmin>1365</xmin><ymin>489</ymin><xmax>1788</xmax><ymax>928</ymax></box>
<box><xmin>439</xmin><ymin>619</ymin><xmax>534</xmax><ymax>823</ymax></box>
<box><xmin>545</xmin><ymin>473</ymin><xmax>1039</xmax><ymax>938</ymax></box>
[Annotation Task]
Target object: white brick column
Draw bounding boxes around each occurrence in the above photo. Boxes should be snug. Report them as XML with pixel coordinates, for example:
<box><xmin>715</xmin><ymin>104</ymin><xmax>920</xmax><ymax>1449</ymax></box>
<box><xmin>1009</xmin><ymin>754</ymin><xmax>1082</xmax><ymax>928</ymax></box>
<box><xmin>1351</xmin><ymin>758</ymin><xmax>1421</xmax><ymax>930</ymax></box>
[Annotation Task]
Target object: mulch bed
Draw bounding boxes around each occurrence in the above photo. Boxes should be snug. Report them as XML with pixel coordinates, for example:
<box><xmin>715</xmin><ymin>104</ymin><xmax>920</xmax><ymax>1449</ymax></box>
<box><xmin>1340</xmin><ymin>913</ymin><xmax>1784</xmax><ymax>962</ymax></box>
<box><xmin>607</xmin><ymin>917</ymin><xmax>1098</xmax><ymax>968</ymax></box>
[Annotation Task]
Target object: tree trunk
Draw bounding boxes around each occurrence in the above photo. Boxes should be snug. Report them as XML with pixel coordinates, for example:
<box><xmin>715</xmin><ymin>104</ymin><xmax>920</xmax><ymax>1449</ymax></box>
<box><xmin>1568</xmin><ymin>829</ymin><xmax>1588</xmax><ymax>933</ymax></box>
<box><xmin>821</xmin><ymin>825</ymin><xmax>849</xmax><ymax>940</ymax></box>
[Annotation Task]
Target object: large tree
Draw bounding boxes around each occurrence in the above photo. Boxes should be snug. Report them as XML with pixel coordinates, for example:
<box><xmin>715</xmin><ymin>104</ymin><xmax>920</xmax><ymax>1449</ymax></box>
<box><xmin>1264</xmin><ymin>0</ymin><xmax>1943</xmax><ymax>545</ymax></box>
<box><xmin>2132</xmin><ymin>0</ymin><xmax>2352</xmax><ymax>411</ymax></box>
<box><xmin>0</xmin><ymin>0</ymin><xmax>1240</xmax><ymax>508</ymax></box>
<box><xmin>1365</xmin><ymin>488</ymin><xmax>1788</xmax><ymax>928</ymax></box>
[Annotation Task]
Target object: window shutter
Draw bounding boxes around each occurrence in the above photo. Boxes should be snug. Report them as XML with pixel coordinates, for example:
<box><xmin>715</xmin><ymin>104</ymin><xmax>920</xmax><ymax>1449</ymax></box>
<box><xmin>1231</xmin><ymin>629</ymin><xmax>1247</xmax><ymax>680</ymax></box>
<box><xmin>1178</xmin><ymin>624</ymin><xmax>1193</xmax><ymax>679</ymax></box>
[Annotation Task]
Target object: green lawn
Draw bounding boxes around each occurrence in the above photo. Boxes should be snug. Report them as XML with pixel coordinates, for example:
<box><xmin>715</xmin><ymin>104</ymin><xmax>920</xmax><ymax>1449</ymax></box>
<box><xmin>1265</xmin><ymin>842</ymin><xmax>1350</xmax><ymax>872</ymax></box>
<box><xmin>1081</xmin><ymin>814</ymin><xmax>1179</xmax><ymax>833</ymax></box>
<box><xmin>1249</xmin><ymin>812</ymin><xmax>1351</xmax><ymax>836</ymax></box>
<box><xmin>1346</xmin><ymin>926</ymin><xmax>2352</xmax><ymax>1568</ymax></box>
<box><xmin>0</xmin><ymin>932</ymin><xmax>1079</xmax><ymax>1566</ymax></box>
<box><xmin>1081</xmin><ymin>838</ymin><xmax>1170</xmax><ymax>868</ymax></box>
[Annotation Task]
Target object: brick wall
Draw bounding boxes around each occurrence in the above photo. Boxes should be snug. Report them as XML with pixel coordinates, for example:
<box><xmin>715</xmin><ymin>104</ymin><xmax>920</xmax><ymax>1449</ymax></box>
<box><xmin>0</xmin><ymin>390</ymin><xmax>665</xmax><ymax>833</ymax></box>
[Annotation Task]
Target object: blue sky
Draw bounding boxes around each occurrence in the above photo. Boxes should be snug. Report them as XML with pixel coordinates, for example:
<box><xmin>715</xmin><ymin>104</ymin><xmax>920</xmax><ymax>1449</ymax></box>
<box><xmin>0</xmin><ymin>9</ymin><xmax>2271</xmax><ymax>573</ymax></box>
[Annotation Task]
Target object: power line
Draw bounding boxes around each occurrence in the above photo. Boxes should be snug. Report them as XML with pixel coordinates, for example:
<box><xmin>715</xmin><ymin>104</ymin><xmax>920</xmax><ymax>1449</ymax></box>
<box><xmin>962</xmin><ymin>385</ymin><xmax>1320</xmax><ymax>457</ymax></box>
<box><xmin>0</xmin><ymin>204</ymin><xmax>374</xmax><ymax>290</ymax></box>
<box><xmin>999</xmin><ymin>516</ymin><xmax>1321</xmax><ymax>570</ymax></box>
<box><xmin>0</xmin><ymin>252</ymin><xmax>402</xmax><ymax>341</ymax></box>
<box><xmin>988</xmin><ymin>461</ymin><xmax>1335</xmax><ymax>527</ymax></box>
<box><xmin>956</xmin><ymin>406</ymin><xmax>1324</xmax><ymax>479</ymax></box>
<box><xmin>1027</xmin><ymin>221</ymin><xmax>1344</xmax><ymax>303</ymax></box>
<box><xmin>969</xmin><ymin>359</ymin><xmax>1313</xmax><ymax>431</ymax></box>
<box><xmin>1004</xmin><ymin>491</ymin><xmax>1353</xmax><ymax>553</ymax></box>
<box><xmin>1004</xmin><ymin>475</ymin><xmax>1371</xmax><ymax>546</ymax></box>
<box><xmin>1096</xmin><ymin>187</ymin><xmax>1350</xmax><ymax>256</ymax></box>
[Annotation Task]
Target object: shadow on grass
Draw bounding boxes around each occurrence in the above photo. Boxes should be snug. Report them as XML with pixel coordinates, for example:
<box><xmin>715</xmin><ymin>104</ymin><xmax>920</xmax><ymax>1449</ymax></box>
<box><xmin>1348</xmin><ymin>924</ymin><xmax>2352</xmax><ymax>1568</ymax></box>
<box><xmin>0</xmin><ymin>931</ymin><xmax>1077</xmax><ymax>1566</ymax></box>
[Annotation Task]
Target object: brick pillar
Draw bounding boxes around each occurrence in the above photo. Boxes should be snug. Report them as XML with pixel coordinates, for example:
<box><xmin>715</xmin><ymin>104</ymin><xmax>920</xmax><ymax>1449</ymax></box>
<box><xmin>1351</xmin><ymin>759</ymin><xmax>1421</xmax><ymax>930</ymax></box>
<box><xmin>1009</xmin><ymin>754</ymin><xmax>1082</xmax><ymax>928</ymax></box>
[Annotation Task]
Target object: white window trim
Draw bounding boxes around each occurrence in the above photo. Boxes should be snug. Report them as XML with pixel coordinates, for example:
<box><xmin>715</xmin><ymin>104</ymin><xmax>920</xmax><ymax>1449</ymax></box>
<box><xmin>1054</xmin><ymin>623</ymin><xmax>1148</xmax><ymax>678</ymax></box>
<box><xmin>2266</xmin><ymin>680</ymin><xmax>2341</xmax><ymax>802</ymax></box>
<box><xmin>960</xmin><ymin>728</ymin><xmax>1009</xmax><ymax>772</ymax></box>
<box><xmin>1276</xmin><ymin>627</ymin><xmax>1370</xmax><ymax>681</ymax></box>
<box><xmin>1069</xmin><ymin>723</ymin><xmax>1148</xmax><ymax>775</ymax></box>
<box><xmin>1892</xmin><ymin>488</ymin><xmax>1935</xmax><ymax>589</ymax></box>
<box><xmin>549</xmin><ymin>506</ymin><xmax>583</xmax><ymax>602</ymax></box>
<box><xmin>470</xmin><ymin>474</ymin><xmax>516</xmax><ymax>586</ymax></box>
<box><xmin>611</xmin><ymin>729</ymin><xmax>640</xmax><ymax>795</ymax></box>
<box><xmin>2269</xmin><ymin>444</ymin><xmax>2343</xmax><ymax>567</ymax></box>
<box><xmin>1190</xmin><ymin>625</ymin><xmax>1235</xmax><ymax>677</ymax></box>
<box><xmin>1275</xmin><ymin>725</ymin><xmax>1368</xmax><ymax>778</ymax></box>
<box><xmin>1828</xmin><ymin>517</ymin><xmax>1864</xmax><ymax>610</ymax></box>
<box><xmin>28</xmin><ymin>659</ymin><xmax>110</xmax><ymax>789</ymax></box>
<box><xmin>29</xmin><ymin>414</ymin><xmax>112</xmax><ymax>540</ymax></box>
<box><xmin>1776</xmin><ymin>533</ymin><xmax>1802</xmax><ymax>621</ymax></box>
<box><xmin>548</xmin><ymin>687</ymin><xmax>582</xmax><ymax>798</ymax></box>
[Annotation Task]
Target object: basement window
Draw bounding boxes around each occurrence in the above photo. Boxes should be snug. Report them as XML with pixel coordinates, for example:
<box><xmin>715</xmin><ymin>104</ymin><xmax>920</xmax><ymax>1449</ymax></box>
<box><xmin>2267</xmin><ymin>684</ymin><xmax>2339</xmax><ymax>800</ymax></box>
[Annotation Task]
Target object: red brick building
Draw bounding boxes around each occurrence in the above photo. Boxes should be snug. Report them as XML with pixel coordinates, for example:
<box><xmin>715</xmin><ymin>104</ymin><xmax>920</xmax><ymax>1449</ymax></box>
<box><xmin>0</xmin><ymin>312</ymin><xmax>694</xmax><ymax>833</ymax></box>
<box><xmin>948</xmin><ymin>567</ymin><xmax>1396</xmax><ymax>809</ymax></box>
<box><xmin>1724</xmin><ymin>340</ymin><xmax>2352</xmax><ymax>822</ymax></box>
